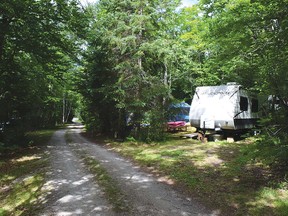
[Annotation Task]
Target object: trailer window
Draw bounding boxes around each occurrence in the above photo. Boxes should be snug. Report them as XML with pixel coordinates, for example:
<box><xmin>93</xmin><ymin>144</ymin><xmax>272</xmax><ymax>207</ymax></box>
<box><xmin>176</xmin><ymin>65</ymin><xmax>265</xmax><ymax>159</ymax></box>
<box><xmin>251</xmin><ymin>99</ymin><xmax>258</xmax><ymax>112</ymax></box>
<box><xmin>240</xmin><ymin>96</ymin><xmax>248</xmax><ymax>111</ymax></box>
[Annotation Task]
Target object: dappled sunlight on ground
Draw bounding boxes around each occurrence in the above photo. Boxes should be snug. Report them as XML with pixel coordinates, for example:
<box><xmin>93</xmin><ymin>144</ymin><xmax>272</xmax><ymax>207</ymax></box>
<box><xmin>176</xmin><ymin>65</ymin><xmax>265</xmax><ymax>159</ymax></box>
<box><xmin>247</xmin><ymin>184</ymin><xmax>288</xmax><ymax>212</ymax></box>
<box><xmin>157</xmin><ymin>176</ymin><xmax>175</xmax><ymax>185</ymax></box>
<box><xmin>39</xmin><ymin>129</ymin><xmax>113</xmax><ymax>216</ymax></box>
<box><xmin>107</xmin><ymin>134</ymin><xmax>288</xmax><ymax>215</ymax></box>
<box><xmin>0</xmin><ymin>173</ymin><xmax>45</xmax><ymax>215</ymax></box>
<box><xmin>12</xmin><ymin>155</ymin><xmax>42</xmax><ymax>163</ymax></box>
<box><xmin>65</xmin><ymin>128</ymin><xmax>214</xmax><ymax>215</ymax></box>
<box><xmin>193</xmin><ymin>155</ymin><xmax>224</xmax><ymax>168</ymax></box>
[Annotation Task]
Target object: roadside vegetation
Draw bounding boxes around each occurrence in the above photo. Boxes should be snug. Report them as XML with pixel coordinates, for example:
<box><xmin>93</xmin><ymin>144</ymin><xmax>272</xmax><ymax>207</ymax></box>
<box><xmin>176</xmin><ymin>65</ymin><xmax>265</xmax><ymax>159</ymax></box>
<box><xmin>105</xmin><ymin>128</ymin><xmax>288</xmax><ymax>216</ymax></box>
<box><xmin>0</xmin><ymin>129</ymin><xmax>54</xmax><ymax>216</ymax></box>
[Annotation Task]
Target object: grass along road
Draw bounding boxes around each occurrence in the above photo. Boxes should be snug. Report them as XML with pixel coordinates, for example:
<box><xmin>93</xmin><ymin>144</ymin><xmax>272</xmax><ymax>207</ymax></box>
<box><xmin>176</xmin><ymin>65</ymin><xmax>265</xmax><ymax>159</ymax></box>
<box><xmin>1</xmin><ymin>125</ymin><xmax>211</xmax><ymax>215</ymax></box>
<box><xmin>1</xmin><ymin>125</ymin><xmax>288</xmax><ymax>215</ymax></box>
<box><xmin>101</xmin><ymin>131</ymin><xmax>288</xmax><ymax>216</ymax></box>
<box><xmin>0</xmin><ymin>129</ymin><xmax>54</xmax><ymax>216</ymax></box>
<box><xmin>67</xmin><ymin>127</ymin><xmax>212</xmax><ymax>215</ymax></box>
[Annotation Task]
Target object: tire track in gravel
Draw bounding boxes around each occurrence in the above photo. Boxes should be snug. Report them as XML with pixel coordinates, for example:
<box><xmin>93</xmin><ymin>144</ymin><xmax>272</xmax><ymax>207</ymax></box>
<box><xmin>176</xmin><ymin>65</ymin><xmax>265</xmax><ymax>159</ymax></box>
<box><xmin>66</xmin><ymin>126</ymin><xmax>219</xmax><ymax>216</ymax></box>
<box><xmin>39</xmin><ymin>129</ymin><xmax>116</xmax><ymax>216</ymax></box>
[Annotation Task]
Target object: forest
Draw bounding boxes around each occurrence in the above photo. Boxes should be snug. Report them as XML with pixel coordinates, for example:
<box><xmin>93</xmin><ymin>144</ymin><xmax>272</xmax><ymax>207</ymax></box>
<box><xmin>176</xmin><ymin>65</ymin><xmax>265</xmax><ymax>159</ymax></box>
<box><xmin>0</xmin><ymin>0</ymin><xmax>287</xmax><ymax>161</ymax></box>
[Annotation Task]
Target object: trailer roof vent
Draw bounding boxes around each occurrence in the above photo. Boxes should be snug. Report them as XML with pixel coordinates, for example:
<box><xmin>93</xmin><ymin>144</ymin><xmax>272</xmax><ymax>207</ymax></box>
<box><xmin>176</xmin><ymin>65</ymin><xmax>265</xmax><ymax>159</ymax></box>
<box><xmin>226</xmin><ymin>82</ymin><xmax>238</xmax><ymax>85</ymax></box>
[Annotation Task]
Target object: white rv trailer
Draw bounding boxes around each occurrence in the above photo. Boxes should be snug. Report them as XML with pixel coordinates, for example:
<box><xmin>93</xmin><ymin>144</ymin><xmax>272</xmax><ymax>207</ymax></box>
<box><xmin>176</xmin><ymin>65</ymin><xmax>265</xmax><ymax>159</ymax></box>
<box><xmin>189</xmin><ymin>83</ymin><xmax>259</xmax><ymax>132</ymax></box>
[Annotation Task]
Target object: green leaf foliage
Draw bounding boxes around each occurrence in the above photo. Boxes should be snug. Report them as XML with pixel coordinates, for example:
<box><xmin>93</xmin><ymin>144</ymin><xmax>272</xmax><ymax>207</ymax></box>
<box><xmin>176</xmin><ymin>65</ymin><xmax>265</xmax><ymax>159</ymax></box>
<box><xmin>0</xmin><ymin>0</ymin><xmax>88</xmax><ymax>145</ymax></box>
<box><xmin>198</xmin><ymin>0</ymin><xmax>288</xmax><ymax>161</ymax></box>
<box><xmin>80</xmin><ymin>0</ymin><xmax>194</xmax><ymax>140</ymax></box>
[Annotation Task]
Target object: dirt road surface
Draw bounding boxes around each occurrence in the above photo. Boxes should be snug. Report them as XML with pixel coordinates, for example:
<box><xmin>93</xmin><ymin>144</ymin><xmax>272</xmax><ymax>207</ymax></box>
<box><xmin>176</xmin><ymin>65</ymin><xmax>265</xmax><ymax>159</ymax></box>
<box><xmin>40</xmin><ymin>125</ymin><xmax>219</xmax><ymax>216</ymax></box>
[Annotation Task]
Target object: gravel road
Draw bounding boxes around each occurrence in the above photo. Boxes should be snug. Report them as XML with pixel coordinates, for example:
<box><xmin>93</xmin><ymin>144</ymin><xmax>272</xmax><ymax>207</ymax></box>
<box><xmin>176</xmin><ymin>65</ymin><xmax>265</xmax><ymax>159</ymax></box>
<box><xmin>40</xmin><ymin>125</ymin><xmax>219</xmax><ymax>216</ymax></box>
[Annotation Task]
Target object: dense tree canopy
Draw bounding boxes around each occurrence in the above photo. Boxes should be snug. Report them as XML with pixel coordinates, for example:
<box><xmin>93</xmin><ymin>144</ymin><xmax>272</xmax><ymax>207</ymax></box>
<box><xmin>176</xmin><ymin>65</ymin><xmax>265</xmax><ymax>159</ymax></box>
<box><xmin>80</xmin><ymin>0</ymin><xmax>194</xmax><ymax>140</ymax></box>
<box><xmin>79</xmin><ymin>0</ymin><xmax>288</xmax><ymax>148</ymax></box>
<box><xmin>1</xmin><ymin>0</ymin><xmax>287</xmax><ymax>153</ymax></box>
<box><xmin>0</xmin><ymin>0</ymin><xmax>87</xmax><ymax>144</ymax></box>
<box><xmin>198</xmin><ymin>0</ymin><xmax>288</xmax><ymax>135</ymax></box>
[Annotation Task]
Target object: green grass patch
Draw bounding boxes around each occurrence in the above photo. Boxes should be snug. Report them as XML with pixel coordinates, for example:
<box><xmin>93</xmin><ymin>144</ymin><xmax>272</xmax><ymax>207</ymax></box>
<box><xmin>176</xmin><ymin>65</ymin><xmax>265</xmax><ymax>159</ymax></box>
<box><xmin>25</xmin><ymin>129</ymin><xmax>55</xmax><ymax>147</ymax></box>
<box><xmin>0</xmin><ymin>128</ymin><xmax>54</xmax><ymax>216</ymax></box>
<box><xmin>107</xmin><ymin>135</ymin><xmax>288</xmax><ymax>215</ymax></box>
<box><xmin>0</xmin><ymin>174</ymin><xmax>45</xmax><ymax>216</ymax></box>
<box><xmin>0</xmin><ymin>155</ymin><xmax>47</xmax><ymax>187</ymax></box>
<box><xmin>248</xmin><ymin>186</ymin><xmax>288</xmax><ymax>216</ymax></box>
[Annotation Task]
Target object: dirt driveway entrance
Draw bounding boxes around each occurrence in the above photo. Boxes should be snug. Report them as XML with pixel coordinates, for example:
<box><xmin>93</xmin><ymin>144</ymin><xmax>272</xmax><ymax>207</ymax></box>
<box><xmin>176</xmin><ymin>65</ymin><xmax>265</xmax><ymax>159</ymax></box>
<box><xmin>40</xmin><ymin>125</ymin><xmax>217</xmax><ymax>216</ymax></box>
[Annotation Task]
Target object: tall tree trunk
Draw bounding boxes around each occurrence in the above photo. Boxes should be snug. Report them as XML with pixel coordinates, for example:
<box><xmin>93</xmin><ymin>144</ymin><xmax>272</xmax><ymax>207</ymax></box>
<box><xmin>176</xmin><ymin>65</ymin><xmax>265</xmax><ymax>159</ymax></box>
<box><xmin>62</xmin><ymin>95</ymin><xmax>66</xmax><ymax>124</ymax></box>
<box><xmin>135</xmin><ymin>5</ymin><xmax>144</xmax><ymax>136</ymax></box>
